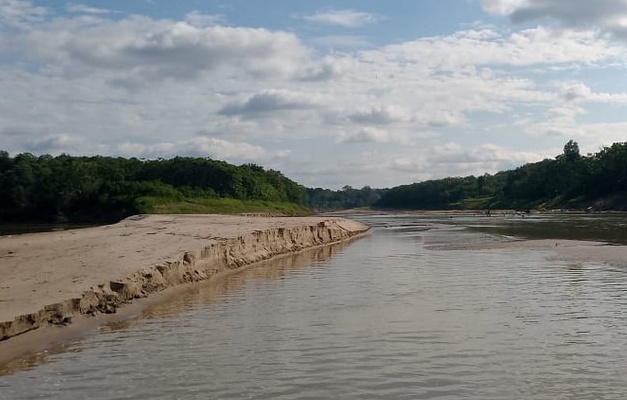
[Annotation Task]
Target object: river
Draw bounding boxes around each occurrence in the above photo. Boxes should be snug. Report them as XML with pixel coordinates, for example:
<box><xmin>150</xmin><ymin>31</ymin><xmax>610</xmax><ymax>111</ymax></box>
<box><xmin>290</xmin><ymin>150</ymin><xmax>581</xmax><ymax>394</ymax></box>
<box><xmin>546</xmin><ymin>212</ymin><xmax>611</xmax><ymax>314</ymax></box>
<box><xmin>2</xmin><ymin>212</ymin><xmax>627</xmax><ymax>399</ymax></box>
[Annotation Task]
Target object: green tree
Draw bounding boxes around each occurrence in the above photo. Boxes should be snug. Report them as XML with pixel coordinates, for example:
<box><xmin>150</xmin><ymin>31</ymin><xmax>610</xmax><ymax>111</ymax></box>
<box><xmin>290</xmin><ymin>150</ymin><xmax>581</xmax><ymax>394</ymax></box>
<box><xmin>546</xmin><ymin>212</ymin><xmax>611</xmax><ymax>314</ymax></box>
<box><xmin>562</xmin><ymin>139</ymin><xmax>581</xmax><ymax>162</ymax></box>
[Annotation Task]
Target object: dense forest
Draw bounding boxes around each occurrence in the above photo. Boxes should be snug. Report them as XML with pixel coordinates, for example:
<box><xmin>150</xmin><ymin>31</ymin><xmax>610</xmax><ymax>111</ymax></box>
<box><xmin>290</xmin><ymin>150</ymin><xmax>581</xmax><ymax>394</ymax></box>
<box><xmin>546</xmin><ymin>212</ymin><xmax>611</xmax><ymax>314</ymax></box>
<box><xmin>305</xmin><ymin>186</ymin><xmax>387</xmax><ymax>211</ymax></box>
<box><xmin>375</xmin><ymin>141</ymin><xmax>627</xmax><ymax>211</ymax></box>
<box><xmin>0</xmin><ymin>152</ymin><xmax>307</xmax><ymax>223</ymax></box>
<box><xmin>1</xmin><ymin>140</ymin><xmax>626</xmax><ymax>223</ymax></box>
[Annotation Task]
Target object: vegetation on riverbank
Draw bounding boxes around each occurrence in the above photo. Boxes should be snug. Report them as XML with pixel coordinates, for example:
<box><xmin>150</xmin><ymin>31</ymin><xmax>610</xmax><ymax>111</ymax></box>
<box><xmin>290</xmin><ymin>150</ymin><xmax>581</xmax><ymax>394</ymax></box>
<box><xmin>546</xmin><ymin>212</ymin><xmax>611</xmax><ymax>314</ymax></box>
<box><xmin>375</xmin><ymin>141</ymin><xmax>627</xmax><ymax>211</ymax></box>
<box><xmin>2</xmin><ymin>140</ymin><xmax>626</xmax><ymax>222</ymax></box>
<box><xmin>0</xmin><ymin>152</ymin><xmax>307</xmax><ymax>222</ymax></box>
<box><xmin>305</xmin><ymin>186</ymin><xmax>387</xmax><ymax>211</ymax></box>
<box><xmin>137</xmin><ymin>196</ymin><xmax>310</xmax><ymax>215</ymax></box>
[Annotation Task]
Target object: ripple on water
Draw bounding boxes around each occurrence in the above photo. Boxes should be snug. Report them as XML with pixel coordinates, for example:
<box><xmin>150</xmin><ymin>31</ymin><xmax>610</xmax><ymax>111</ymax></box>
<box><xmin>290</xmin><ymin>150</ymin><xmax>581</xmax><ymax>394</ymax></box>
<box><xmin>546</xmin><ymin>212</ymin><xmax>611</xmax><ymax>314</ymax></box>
<box><xmin>3</xmin><ymin>215</ymin><xmax>627</xmax><ymax>399</ymax></box>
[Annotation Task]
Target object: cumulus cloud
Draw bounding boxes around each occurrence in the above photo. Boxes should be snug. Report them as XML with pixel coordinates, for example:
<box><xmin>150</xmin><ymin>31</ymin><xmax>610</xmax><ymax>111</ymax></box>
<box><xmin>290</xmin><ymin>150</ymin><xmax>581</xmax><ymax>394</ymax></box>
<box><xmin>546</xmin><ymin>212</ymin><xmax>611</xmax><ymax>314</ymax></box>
<box><xmin>9</xmin><ymin>19</ymin><xmax>310</xmax><ymax>83</ymax></box>
<box><xmin>184</xmin><ymin>11</ymin><xmax>224</xmax><ymax>27</ymax></box>
<box><xmin>310</xmin><ymin>35</ymin><xmax>371</xmax><ymax>49</ymax></box>
<box><xmin>0</xmin><ymin>0</ymin><xmax>46</xmax><ymax>29</ymax></box>
<box><xmin>65</xmin><ymin>3</ymin><xmax>112</xmax><ymax>15</ymax></box>
<box><xmin>297</xmin><ymin>56</ymin><xmax>353</xmax><ymax>81</ymax></box>
<box><xmin>392</xmin><ymin>156</ymin><xmax>430</xmax><ymax>172</ymax></box>
<box><xmin>349</xmin><ymin>105</ymin><xmax>412</xmax><ymax>125</ymax></box>
<box><xmin>116</xmin><ymin>137</ymin><xmax>285</xmax><ymax>161</ymax></box>
<box><xmin>466</xmin><ymin>143</ymin><xmax>544</xmax><ymax>164</ymax></box>
<box><xmin>559</xmin><ymin>82</ymin><xmax>593</xmax><ymax>101</ymax></box>
<box><xmin>219</xmin><ymin>89</ymin><xmax>319</xmax><ymax>117</ymax></box>
<box><xmin>3</xmin><ymin>1</ymin><xmax>627</xmax><ymax>188</ymax></box>
<box><xmin>482</xmin><ymin>0</ymin><xmax>627</xmax><ymax>38</ymax></box>
<box><xmin>523</xmin><ymin>101</ymin><xmax>627</xmax><ymax>143</ymax></box>
<box><xmin>423</xmin><ymin>142</ymin><xmax>548</xmax><ymax>178</ymax></box>
<box><xmin>0</xmin><ymin>127</ymin><xmax>82</xmax><ymax>155</ymax></box>
<box><xmin>558</xmin><ymin>81</ymin><xmax>627</xmax><ymax>103</ymax></box>
<box><xmin>374</xmin><ymin>27</ymin><xmax>620</xmax><ymax>69</ymax></box>
<box><xmin>384</xmin><ymin>142</ymin><xmax>548</xmax><ymax>184</ymax></box>
<box><xmin>23</xmin><ymin>133</ymin><xmax>81</xmax><ymax>153</ymax></box>
<box><xmin>303</xmin><ymin>9</ymin><xmax>380</xmax><ymax>28</ymax></box>
<box><xmin>481</xmin><ymin>0</ymin><xmax>529</xmax><ymax>15</ymax></box>
<box><xmin>338</xmin><ymin>127</ymin><xmax>393</xmax><ymax>143</ymax></box>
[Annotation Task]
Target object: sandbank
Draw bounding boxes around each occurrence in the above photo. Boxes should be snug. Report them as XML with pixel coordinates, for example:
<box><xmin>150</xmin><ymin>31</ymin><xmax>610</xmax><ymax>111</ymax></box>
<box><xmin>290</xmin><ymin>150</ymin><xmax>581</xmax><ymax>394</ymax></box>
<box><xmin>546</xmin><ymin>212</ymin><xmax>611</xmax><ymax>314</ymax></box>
<box><xmin>433</xmin><ymin>235</ymin><xmax>627</xmax><ymax>268</ymax></box>
<box><xmin>0</xmin><ymin>214</ymin><xmax>369</xmax><ymax>350</ymax></box>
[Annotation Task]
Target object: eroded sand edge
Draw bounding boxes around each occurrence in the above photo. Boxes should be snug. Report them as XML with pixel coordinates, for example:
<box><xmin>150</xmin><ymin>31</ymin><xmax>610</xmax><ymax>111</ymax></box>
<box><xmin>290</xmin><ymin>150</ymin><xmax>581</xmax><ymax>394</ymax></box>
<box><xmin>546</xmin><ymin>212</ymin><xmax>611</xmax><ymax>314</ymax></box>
<box><xmin>0</xmin><ymin>214</ymin><xmax>370</xmax><ymax>341</ymax></box>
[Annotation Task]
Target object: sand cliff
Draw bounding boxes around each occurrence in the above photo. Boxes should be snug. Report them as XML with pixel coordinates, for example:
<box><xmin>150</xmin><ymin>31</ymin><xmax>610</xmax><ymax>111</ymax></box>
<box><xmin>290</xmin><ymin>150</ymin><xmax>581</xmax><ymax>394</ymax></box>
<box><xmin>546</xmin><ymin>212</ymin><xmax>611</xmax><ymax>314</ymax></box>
<box><xmin>0</xmin><ymin>214</ymin><xmax>369</xmax><ymax>341</ymax></box>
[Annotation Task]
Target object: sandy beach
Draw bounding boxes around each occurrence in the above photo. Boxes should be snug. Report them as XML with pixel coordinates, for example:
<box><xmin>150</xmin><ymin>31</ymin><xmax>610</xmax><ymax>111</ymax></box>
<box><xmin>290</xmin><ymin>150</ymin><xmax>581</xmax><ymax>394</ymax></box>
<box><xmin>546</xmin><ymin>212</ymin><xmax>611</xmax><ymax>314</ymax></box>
<box><xmin>0</xmin><ymin>214</ymin><xmax>369</xmax><ymax>346</ymax></box>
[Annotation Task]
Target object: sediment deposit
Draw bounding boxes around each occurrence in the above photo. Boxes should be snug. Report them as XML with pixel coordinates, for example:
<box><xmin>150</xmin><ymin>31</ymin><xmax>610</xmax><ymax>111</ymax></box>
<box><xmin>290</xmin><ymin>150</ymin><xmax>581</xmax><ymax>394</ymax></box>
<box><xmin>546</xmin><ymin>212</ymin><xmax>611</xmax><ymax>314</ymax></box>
<box><xmin>0</xmin><ymin>214</ymin><xmax>369</xmax><ymax>341</ymax></box>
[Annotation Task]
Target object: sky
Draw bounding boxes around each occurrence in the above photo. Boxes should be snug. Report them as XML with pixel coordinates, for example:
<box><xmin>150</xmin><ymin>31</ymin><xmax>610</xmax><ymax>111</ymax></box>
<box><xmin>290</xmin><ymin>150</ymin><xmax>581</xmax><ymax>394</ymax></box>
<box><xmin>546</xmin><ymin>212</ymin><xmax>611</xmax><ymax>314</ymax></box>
<box><xmin>2</xmin><ymin>1</ymin><xmax>627</xmax><ymax>189</ymax></box>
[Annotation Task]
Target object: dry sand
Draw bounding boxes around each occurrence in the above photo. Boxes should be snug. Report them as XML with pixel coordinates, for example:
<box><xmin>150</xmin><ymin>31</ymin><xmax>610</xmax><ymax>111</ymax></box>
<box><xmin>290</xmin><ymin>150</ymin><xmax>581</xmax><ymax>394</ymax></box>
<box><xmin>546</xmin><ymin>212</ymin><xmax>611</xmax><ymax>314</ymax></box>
<box><xmin>0</xmin><ymin>214</ymin><xmax>369</xmax><ymax>343</ymax></box>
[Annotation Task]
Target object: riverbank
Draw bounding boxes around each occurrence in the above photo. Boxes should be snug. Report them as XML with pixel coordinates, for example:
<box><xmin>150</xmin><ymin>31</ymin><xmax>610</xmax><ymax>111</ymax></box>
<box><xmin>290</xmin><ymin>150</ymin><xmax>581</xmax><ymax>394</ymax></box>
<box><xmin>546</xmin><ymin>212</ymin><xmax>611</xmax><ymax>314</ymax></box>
<box><xmin>0</xmin><ymin>214</ymin><xmax>369</xmax><ymax>347</ymax></box>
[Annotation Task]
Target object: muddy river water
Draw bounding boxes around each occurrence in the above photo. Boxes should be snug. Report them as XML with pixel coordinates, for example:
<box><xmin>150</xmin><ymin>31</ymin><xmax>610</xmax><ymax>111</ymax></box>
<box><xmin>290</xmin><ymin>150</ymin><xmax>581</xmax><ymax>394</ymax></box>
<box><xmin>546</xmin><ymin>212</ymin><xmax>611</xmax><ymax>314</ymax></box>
<box><xmin>2</xmin><ymin>212</ymin><xmax>627</xmax><ymax>399</ymax></box>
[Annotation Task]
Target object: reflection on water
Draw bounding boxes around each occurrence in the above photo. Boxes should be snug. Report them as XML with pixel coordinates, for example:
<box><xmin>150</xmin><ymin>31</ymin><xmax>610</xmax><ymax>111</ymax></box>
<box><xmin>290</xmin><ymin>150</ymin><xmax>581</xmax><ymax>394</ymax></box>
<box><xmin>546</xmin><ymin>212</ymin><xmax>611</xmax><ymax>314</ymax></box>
<box><xmin>465</xmin><ymin>212</ymin><xmax>627</xmax><ymax>244</ymax></box>
<box><xmin>0</xmin><ymin>241</ymin><xmax>347</xmax><ymax>377</ymax></box>
<box><xmin>342</xmin><ymin>210</ymin><xmax>627</xmax><ymax>244</ymax></box>
<box><xmin>2</xmin><ymin>213</ymin><xmax>627</xmax><ymax>400</ymax></box>
<box><xmin>0</xmin><ymin>342</ymin><xmax>85</xmax><ymax>378</ymax></box>
<box><xmin>131</xmin><ymin>241</ymin><xmax>345</xmax><ymax>322</ymax></box>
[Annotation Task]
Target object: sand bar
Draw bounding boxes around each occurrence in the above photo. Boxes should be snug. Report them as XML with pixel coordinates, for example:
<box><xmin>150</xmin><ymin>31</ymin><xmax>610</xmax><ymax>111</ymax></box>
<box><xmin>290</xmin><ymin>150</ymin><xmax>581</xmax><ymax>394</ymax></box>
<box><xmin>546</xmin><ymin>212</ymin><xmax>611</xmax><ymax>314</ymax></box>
<box><xmin>431</xmin><ymin>234</ymin><xmax>627</xmax><ymax>268</ymax></box>
<box><xmin>0</xmin><ymin>214</ymin><xmax>370</xmax><ymax>342</ymax></box>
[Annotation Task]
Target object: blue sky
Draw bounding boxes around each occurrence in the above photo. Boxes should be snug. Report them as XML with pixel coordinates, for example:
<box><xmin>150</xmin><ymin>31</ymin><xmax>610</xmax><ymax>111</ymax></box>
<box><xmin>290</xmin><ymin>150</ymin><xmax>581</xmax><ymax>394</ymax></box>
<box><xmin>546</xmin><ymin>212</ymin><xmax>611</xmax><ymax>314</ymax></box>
<box><xmin>2</xmin><ymin>0</ymin><xmax>627</xmax><ymax>189</ymax></box>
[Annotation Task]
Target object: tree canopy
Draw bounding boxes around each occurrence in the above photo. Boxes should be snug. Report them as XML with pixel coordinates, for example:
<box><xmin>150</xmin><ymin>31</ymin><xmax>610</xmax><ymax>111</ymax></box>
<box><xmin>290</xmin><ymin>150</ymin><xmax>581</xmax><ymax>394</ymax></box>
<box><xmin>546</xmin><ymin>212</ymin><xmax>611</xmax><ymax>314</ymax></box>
<box><xmin>375</xmin><ymin>141</ymin><xmax>627</xmax><ymax>211</ymax></box>
<box><xmin>0</xmin><ymin>154</ymin><xmax>306</xmax><ymax>223</ymax></box>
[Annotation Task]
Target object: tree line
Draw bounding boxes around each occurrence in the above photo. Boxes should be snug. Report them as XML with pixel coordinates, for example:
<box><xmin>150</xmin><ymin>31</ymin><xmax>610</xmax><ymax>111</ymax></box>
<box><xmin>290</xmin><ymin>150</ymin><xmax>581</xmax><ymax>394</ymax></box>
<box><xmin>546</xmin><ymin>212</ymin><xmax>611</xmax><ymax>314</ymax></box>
<box><xmin>0</xmin><ymin>152</ymin><xmax>306</xmax><ymax>223</ymax></box>
<box><xmin>2</xmin><ymin>140</ymin><xmax>626</xmax><ymax>223</ymax></box>
<box><xmin>305</xmin><ymin>185</ymin><xmax>387</xmax><ymax>211</ymax></box>
<box><xmin>375</xmin><ymin>141</ymin><xmax>627</xmax><ymax>211</ymax></box>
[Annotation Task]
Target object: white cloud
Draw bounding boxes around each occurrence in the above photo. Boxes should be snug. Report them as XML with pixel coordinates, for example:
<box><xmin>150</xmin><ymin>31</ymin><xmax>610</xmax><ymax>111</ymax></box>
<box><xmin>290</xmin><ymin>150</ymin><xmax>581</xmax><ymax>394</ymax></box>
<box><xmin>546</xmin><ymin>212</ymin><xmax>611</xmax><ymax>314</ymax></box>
<box><xmin>425</xmin><ymin>142</ymin><xmax>549</xmax><ymax>177</ymax></box>
<box><xmin>482</xmin><ymin>0</ymin><xmax>627</xmax><ymax>39</ymax></box>
<box><xmin>385</xmin><ymin>142</ymin><xmax>546</xmax><ymax>183</ymax></box>
<box><xmin>310</xmin><ymin>35</ymin><xmax>371</xmax><ymax>49</ymax></box>
<box><xmin>116</xmin><ymin>137</ymin><xmax>286</xmax><ymax>161</ymax></box>
<box><xmin>0</xmin><ymin>0</ymin><xmax>46</xmax><ymax>29</ymax></box>
<box><xmin>558</xmin><ymin>81</ymin><xmax>627</xmax><ymax>103</ymax></box>
<box><xmin>23</xmin><ymin>133</ymin><xmax>81</xmax><ymax>152</ymax></box>
<box><xmin>523</xmin><ymin>102</ymin><xmax>627</xmax><ymax>144</ymax></box>
<box><xmin>349</xmin><ymin>105</ymin><xmax>412</xmax><ymax>125</ymax></box>
<box><xmin>303</xmin><ymin>9</ymin><xmax>380</xmax><ymax>28</ymax></box>
<box><xmin>298</xmin><ymin>56</ymin><xmax>353</xmax><ymax>81</ymax></box>
<box><xmin>392</xmin><ymin>156</ymin><xmax>430</xmax><ymax>173</ymax></box>
<box><xmin>184</xmin><ymin>11</ymin><xmax>224</xmax><ymax>27</ymax></box>
<box><xmin>467</xmin><ymin>143</ymin><xmax>545</xmax><ymax>164</ymax></box>
<box><xmin>8</xmin><ymin>19</ymin><xmax>310</xmax><ymax>84</ymax></box>
<box><xmin>559</xmin><ymin>82</ymin><xmax>593</xmax><ymax>101</ymax></box>
<box><xmin>3</xmin><ymin>3</ymin><xmax>627</xmax><ymax>188</ymax></box>
<box><xmin>66</xmin><ymin>3</ymin><xmax>112</xmax><ymax>15</ymax></box>
<box><xmin>338</xmin><ymin>127</ymin><xmax>394</xmax><ymax>143</ymax></box>
<box><xmin>481</xmin><ymin>0</ymin><xmax>529</xmax><ymax>15</ymax></box>
<box><xmin>219</xmin><ymin>89</ymin><xmax>319</xmax><ymax>117</ymax></box>
<box><xmin>373</xmin><ymin>27</ymin><xmax>620</xmax><ymax>70</ymax></box>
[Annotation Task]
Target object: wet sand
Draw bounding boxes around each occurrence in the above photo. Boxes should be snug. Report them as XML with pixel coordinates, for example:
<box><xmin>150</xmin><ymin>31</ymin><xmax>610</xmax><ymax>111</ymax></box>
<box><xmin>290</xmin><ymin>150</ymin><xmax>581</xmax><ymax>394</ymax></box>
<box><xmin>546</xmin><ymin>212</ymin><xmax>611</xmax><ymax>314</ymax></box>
<box><xmin>429</xmin><ymin>231</ymin><xmax>627</xmax><ymax>268</ymax></box>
